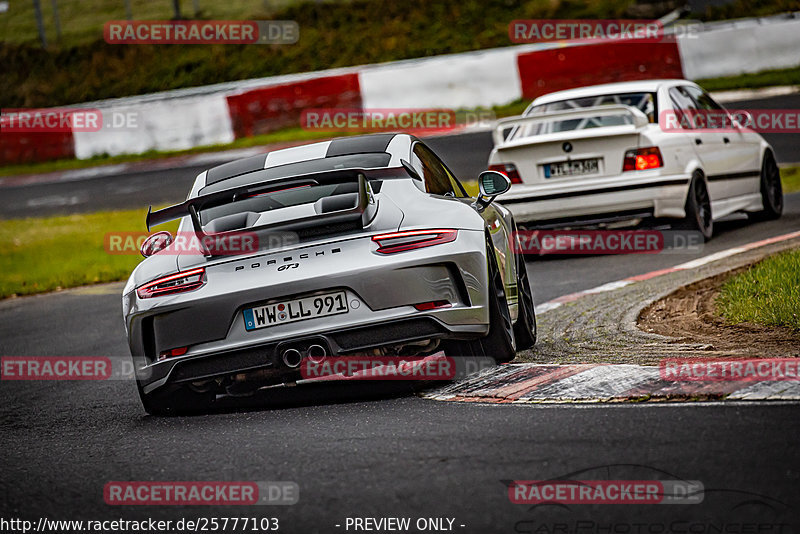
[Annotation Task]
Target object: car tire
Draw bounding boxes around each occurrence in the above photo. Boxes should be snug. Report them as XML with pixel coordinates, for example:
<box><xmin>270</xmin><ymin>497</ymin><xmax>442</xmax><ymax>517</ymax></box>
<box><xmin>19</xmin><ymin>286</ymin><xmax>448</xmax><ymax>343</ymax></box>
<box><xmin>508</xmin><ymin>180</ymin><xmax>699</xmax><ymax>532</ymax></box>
<box><xmin>681</xmin><ymin>172</ymin><xmax>713</xmax><ymax>241</ymax></box>
<box><xmin>474</xmin><ymin>237</ymin><xmax>516</xmax><ymax>364</ymax></box>
<box><xmin>750</xmin><ymin>150</ymin><xmax>783</xmax><ymax>221</ymax></box>
<box><xmin>512</xmin><ymin>251</ymin><xmax>537</xmax><ymax>351</ymax></box>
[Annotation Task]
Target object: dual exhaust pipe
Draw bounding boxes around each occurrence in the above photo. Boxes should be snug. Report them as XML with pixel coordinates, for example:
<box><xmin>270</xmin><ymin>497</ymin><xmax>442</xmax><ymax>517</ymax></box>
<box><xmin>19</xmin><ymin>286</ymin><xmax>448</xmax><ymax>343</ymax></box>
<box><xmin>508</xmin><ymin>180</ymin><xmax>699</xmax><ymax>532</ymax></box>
<box><xmin>281</xmin><ymin>344</ymin><xmax>327</xmax><ymax>369</ymax></box>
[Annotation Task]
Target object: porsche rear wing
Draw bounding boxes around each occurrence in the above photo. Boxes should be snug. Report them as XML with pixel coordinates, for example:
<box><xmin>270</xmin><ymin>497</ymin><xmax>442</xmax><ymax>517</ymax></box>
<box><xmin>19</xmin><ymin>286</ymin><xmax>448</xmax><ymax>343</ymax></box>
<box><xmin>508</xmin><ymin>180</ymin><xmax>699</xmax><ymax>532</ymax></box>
<box><xmin>146</xmin><ymin>167</ymin><xmax>398</xmax><ymax>257</ymax></box>
<box><xmin>493</xmin><ymin>105</ymin><xmax>650</xmax><ymax>146</ymax></box>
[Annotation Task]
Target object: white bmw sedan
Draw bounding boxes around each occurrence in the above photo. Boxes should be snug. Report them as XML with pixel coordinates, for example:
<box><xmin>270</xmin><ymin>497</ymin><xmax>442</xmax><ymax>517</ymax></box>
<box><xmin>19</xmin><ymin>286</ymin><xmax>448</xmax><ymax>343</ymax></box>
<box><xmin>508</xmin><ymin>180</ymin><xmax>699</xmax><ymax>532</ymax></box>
<box><xmin>488</xmin><ymin>79</ymin><xmax>783</xmax><ymax>239</ymax></box>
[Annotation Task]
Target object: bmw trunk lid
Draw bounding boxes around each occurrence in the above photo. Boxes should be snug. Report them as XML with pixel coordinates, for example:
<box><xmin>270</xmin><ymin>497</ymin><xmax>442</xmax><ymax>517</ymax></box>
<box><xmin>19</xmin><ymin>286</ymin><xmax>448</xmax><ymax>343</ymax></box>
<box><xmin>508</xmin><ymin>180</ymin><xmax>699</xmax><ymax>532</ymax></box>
<box><xmin>491</xmin><ymin>105</ymin><xmax>651</xmax><ymax>184</ymax></box>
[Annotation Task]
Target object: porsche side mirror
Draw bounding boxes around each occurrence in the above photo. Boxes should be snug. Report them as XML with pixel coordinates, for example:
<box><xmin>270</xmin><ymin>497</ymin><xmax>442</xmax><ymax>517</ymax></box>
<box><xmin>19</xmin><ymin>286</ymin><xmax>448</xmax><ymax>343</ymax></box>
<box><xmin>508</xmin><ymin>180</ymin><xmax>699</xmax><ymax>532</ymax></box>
<box><xmin>473</xmin><ymin>170</ymin><xmax>512</xmax><ymax>211</ymax></box>
<box><xmin>140</xmin><ymin>231</ymin><xmax>174</xmax><ymax>258</ymax></box>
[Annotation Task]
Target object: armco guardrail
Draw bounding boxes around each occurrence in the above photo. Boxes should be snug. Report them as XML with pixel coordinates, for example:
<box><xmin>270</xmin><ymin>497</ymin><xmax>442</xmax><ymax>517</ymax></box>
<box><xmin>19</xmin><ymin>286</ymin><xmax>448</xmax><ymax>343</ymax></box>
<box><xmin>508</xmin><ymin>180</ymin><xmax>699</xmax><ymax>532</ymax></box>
<box><xmin>2</xmin><ymin>13</ymin><xmax>798</xmax><ymax>165</ymax></box>
<box><xmin>677</xmin><ymin>14</ymin><xmax>800</xmax><ymax>79</ymax></box>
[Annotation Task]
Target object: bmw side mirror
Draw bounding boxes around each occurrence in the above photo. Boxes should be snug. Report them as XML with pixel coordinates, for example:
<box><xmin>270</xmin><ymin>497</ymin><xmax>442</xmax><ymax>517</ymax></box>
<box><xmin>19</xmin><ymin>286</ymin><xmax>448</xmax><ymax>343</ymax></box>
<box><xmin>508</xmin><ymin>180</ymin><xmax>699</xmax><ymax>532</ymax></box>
<box><xmin>474</xmin><ymin>170</ymin><xmax>512</xmax><ymax>211</ymax></box>
<box><xmin>140</xmin><ymin>231</ymin><xmax>174</xmax><ymax>258</ymax></box>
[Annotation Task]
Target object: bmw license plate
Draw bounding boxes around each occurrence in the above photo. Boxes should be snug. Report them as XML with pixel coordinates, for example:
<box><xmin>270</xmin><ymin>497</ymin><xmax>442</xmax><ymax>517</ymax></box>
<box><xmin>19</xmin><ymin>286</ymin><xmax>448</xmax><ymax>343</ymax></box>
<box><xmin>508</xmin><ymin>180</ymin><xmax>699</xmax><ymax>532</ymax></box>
<box><xmin>243</xmin><ymin>291</ymin><xmax>349</xmax><ymax>331</ymax></box>
<box><xmin>545</xmin><ymin>158</ymin><xmax>599</xmax><ymax>178</ymax></box>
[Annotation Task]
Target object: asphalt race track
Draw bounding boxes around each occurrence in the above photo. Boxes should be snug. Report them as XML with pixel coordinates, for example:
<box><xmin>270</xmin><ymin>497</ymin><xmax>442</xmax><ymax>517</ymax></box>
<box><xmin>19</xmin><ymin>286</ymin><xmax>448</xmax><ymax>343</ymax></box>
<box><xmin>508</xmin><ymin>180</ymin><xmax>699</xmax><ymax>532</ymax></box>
<box><xmin>1</xmin><ymin>95</ymin><xmax>800</xmax><ymax>531</ymax></box>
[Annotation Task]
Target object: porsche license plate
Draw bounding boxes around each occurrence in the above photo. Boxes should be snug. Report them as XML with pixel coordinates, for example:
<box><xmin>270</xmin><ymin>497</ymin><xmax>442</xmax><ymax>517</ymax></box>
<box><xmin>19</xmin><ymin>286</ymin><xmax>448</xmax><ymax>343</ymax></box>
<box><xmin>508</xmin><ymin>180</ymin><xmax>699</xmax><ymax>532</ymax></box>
<box><xmin>243</xmin><ymin>291</ymin><xmax>349</xmax><ymax>331</ymax></box>
<box><xmin>545</xmin><ymin>158</ymin><xmax>599</xmax><ymax>178</ymax></box>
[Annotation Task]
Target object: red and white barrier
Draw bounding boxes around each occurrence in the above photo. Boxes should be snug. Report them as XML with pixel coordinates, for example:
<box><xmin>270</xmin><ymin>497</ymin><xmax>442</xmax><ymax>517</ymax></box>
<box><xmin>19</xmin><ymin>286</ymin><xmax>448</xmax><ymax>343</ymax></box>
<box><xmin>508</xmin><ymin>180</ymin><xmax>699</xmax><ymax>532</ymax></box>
<box><xmin>226</xmin><ymin>73</ymin><xmax>362</xmax><ymax>138</ymax></box>
<box><xmin>517</xmin><ymin>41</ymin><xmax>683</xmax><ymax>100</ymax></box>
<box><xmin>2</xmin><ymin>14</ymin><xmax>797</xmax><ymax>166</ymax></box>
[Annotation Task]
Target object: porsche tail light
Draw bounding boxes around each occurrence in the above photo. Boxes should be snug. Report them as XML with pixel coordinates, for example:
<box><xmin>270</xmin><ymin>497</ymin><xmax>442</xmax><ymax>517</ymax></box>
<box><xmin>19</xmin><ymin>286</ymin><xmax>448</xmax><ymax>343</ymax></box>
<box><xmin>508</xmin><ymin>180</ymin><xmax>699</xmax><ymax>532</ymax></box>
<box><xmin>372</xmin><ymin>229</ymin><xmax>457</xmax><ymax>254</ymax></box>
<box><xmin>623</xmin><ymin>147</ymin><xmax>663</xmax><ymax>172</ymax></box>
<box><xmin>414</xmin><ymin>300</ymin><xmax>452</xmax><ymax>311</ymax></box>
<box><xmin>488</xmin><ymin>163</ymin><xmax>522</xmax><ymax>184</ymax></box>
<box><xmin>158</xmin><ymin>347</ymin><xmax>188</xmax><ymax>361</ymax></box>
<box><xmin>136</xmin><ymin>268</ymin><xmax>206</xmax><ymax>299</ymax></box>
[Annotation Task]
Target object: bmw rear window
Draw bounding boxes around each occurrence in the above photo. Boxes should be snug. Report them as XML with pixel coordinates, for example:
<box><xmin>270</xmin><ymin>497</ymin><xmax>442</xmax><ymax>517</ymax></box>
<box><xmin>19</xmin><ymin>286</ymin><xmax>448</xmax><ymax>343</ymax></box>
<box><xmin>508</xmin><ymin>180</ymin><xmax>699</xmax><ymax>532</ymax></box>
<box><xmin>511</xmin><ymin>92</ymin><xmax>658</xmax><ymax>139</ymax></box>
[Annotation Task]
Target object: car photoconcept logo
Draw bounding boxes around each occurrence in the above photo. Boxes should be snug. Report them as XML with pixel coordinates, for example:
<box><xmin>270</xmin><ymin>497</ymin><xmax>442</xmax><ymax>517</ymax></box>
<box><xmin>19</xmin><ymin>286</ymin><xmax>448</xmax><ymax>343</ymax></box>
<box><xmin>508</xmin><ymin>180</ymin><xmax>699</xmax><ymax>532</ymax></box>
<box><xmin>562</xmin><ymin>141</ymin><xmax>573</xmax><ymax>153</ymax></box>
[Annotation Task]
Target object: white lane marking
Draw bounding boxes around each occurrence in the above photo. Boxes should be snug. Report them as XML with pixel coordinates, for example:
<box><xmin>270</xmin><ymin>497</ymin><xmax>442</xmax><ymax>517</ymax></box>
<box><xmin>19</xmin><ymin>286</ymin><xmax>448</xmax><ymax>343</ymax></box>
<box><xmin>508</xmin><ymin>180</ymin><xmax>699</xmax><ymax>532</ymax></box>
<box><xmin>187</xmin><ymin>147</ymin><xmax>266</xmax><ymax>166</ymax></box>
<box><xmin>582</xmin><ymin>280</ymin><xmax>633</xmax><ymax>294</ymax></box>
<box><xmin>536</xmin><ymin>230</ymin><xmax>800</xmax><ymax>315</ymax></box>
<box><xmin>672</xmin><ymin>248</ymin><xmax>746</xmax><ymax>270</ymax></box>
<box><xmin>264</xmin><ymin>141</ymin><xmax>331</xmax><ymax>168</ymax></box>
<box><xmin>536</xmin><ymin>302</ymin><xmax>562</xmax><ymax>313</ymax></box>
<box><xmin>26</xmin><ymin>195</ymin><xmax>84</xmax><ymax>208</ymax></box>
<box><xmin>711</xmin><ymin>85</ymin><xmax>800</xmax><ymax>103</ymax></box>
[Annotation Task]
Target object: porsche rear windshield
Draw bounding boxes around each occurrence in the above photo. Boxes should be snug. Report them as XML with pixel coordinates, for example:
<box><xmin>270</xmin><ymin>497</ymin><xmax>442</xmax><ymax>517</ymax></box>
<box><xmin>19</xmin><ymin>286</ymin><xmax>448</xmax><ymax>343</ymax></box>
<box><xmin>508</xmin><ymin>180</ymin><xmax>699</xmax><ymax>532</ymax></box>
<box><xmin>198</xmin><ymin>181</ymin><xmax>363</xmax><ymax>230</ymax></box>
<box><xmin>199</xmin><ymin>152</ymin><xmax>392</xmax><ymax>195</ymax></box>
<box><xmin>511</xmin><ymin>92</ymin><xmax>657</xmax><ymax>139</ymax></box>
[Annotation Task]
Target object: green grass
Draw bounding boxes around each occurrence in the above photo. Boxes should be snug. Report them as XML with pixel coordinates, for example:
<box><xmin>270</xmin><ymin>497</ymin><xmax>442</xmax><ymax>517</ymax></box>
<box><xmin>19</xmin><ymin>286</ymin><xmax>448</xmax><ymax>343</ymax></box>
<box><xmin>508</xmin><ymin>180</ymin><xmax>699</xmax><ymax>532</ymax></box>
<box><xmin>716</xmin><ymin>248</ymin><xmax>800</xmax><ymax>331</ymax></box>
<box><xmin>780</xmin><ymin>165</ymin><xmax>800</xmax><ymax>194</ymax></box>
<box><xmin>696</xmin><ymin>65</ymin><xmax>800</xmax><ymax>92</ymax></box>
<box><xmin>0</xmin><ymin>0</ymin><xmax>304</xmax><ymax>47</ymax></box>
<box><xmin>0</xmin><ymin>208</ymin><xmax>177</xmax><ymax>299</ymax></box>
<box><xmin>688</xmin><ymin>0</ymin><xmax>800</xmax><ymax>22</ymax></box>
<box><xmin>2</xmin><ymin>0</ymin><xmax>798</xmax><ymax>108</ymax></box>
<box><xmin>0</xmin><ymin>0</ymin><xmax>649</xmax><ymax>108</ymax></box>
<box><xmin>490</xmin><ymin>98</ymin><xmax>531</xmax><ymax>119</ymax></box>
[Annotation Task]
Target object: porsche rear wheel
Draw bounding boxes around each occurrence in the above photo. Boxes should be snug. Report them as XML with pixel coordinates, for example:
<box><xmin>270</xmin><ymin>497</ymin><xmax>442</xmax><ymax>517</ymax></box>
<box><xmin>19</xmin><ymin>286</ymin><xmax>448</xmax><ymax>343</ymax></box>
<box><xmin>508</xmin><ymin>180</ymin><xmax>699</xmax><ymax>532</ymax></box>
<box><xmin>512</xmin><ymin>251</ymin><xmax>537</xmax><ymax>351</ymax></box>
<box><xmin>475</xmin><ymin>239</ymin><xmax>516</xmax><ymax>363</ymax></box>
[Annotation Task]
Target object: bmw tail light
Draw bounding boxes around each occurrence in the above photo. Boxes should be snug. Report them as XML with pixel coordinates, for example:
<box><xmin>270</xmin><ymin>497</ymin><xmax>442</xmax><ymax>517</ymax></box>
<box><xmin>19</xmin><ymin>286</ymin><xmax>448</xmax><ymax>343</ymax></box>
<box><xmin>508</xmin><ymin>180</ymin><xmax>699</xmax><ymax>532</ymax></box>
<box><xmin>136</xmin><ymin>268</ymin><xmax>206</xmax><ymax>299</ymax></box>
<box><xmin>488</xmin><ymin>163</ymin><xmax>522</xmax><ymax>184</ymax></box>
<box><xmin>623</xmin><ymin>147</ymin><xmax>663</xmax><ymax>172</ymax></box>
<box><xmin>372</xmin><ymin>229</ymin><xmax>457</xmax><ymax>254</ymax></box>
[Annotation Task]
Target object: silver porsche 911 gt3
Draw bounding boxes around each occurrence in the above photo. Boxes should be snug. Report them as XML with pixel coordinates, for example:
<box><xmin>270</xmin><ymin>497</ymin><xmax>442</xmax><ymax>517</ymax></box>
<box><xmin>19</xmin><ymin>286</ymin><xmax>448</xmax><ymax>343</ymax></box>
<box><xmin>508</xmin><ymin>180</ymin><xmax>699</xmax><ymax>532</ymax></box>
<box><xmin>122</xmin><ymin>133</ymin><xmax>536</xmax><ymax>414</ymax></box>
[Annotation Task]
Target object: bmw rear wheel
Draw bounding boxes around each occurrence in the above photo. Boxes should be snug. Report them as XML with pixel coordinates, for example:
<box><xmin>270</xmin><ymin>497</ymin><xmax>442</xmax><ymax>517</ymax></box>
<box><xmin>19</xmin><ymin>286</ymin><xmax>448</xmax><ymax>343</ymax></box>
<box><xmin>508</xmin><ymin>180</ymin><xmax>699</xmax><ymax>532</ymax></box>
<box><xmin>681</xmin><ymin>172</ymin><xmax>713</xmax><ymax>241</ymax></box>
<box><xmin>750</xmin><ymin>150</ymin><xmax>783</xmax><ymax>220</ymax></box>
